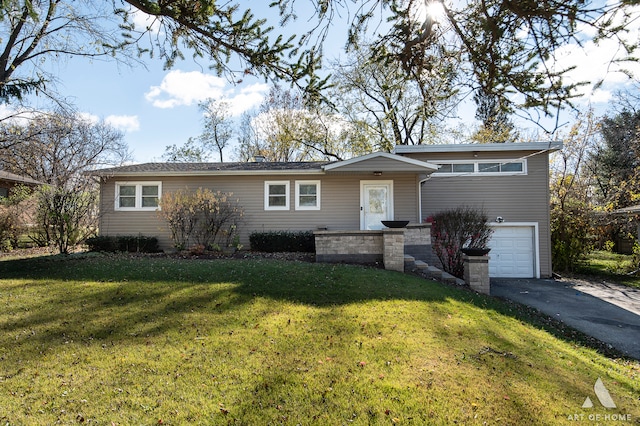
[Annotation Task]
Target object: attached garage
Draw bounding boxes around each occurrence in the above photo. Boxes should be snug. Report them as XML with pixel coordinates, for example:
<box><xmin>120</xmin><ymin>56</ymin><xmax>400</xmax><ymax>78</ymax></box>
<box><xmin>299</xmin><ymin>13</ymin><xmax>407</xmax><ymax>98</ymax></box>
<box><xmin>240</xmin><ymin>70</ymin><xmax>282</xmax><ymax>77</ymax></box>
<box><xmin>487</xmin><ymin>224</ymin><xmax>539</xmax><ymax>278</ymax></box>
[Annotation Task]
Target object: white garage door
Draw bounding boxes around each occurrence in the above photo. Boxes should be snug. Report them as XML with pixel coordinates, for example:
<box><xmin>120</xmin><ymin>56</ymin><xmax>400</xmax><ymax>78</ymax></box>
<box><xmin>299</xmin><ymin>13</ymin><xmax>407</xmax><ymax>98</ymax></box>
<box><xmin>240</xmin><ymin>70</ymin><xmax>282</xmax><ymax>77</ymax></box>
<box><xmin>487</xmin><ymin>226</ymin><xmax>535</xmax><ymax>278</ymax></box>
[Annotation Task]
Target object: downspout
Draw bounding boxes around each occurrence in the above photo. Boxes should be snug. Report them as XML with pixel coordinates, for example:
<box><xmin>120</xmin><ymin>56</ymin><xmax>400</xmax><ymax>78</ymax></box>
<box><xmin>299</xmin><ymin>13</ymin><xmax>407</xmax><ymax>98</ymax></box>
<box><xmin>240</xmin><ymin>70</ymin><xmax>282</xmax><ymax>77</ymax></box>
<box><xmin>418</xmin><ymin>174</ymin><xmax>432</xmax><ymax>223</ymax></box>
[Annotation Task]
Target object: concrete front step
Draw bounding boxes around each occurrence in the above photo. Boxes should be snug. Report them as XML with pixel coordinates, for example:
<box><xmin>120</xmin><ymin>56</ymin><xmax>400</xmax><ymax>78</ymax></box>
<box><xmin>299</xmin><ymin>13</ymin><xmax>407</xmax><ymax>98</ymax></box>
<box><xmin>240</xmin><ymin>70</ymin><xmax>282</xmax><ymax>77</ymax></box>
<box><xmin>414</xmin><ymin>260</ymin><xmax>428</xmax><ymax>270</ymax></box>
<box><xmin>422</xmin><ymin>266</ymin><xmax>464</xmax><ymax>285</ymax></box>
<box><xmin>441</xmin><ymin>271</ymin><xmax>459</xmax><ymax>284</ymax></box>
<box><xmin>404</xmin><ymin>256</ymin><xmax>467</xmax><ymax>286</ymax></box>
<box><xmin>426</xmin><ymin>265</ymin><xmax>442</xmax><ymax>279</ymax></box>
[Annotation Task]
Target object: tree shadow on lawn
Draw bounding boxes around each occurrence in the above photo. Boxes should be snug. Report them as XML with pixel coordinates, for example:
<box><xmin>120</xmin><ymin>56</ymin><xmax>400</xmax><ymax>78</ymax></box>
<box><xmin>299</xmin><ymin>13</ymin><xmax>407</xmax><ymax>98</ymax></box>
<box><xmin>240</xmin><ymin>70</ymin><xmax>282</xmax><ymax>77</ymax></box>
<box><xmin>1</xmin><ymin>254</ymin><xmax>638</xmax><ymax>422</ymax></box>
<box><xmin>0</xmin><ymin>252</ymin><xmax>632</xmax><ymax>362</ymax></box>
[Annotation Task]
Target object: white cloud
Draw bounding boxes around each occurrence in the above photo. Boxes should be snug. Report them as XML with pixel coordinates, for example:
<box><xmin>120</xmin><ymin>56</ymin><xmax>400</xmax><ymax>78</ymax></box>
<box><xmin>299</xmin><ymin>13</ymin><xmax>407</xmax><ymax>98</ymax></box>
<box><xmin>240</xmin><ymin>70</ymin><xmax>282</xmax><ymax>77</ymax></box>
<box><xmin>78</xmin><ymin>112</ymin><xmax>100</xmax><ymax>125</ymax></box>
<box><xmin>68</xmin><ymin>112</ymin><xmax>140</xmax><ymax>132</ymax></box>
<box><xmin>130</xmin><ymin>8</ymin><xmax>161</xmax><ymax>34</ymax></box>
<box><xmin>0</xmin><ymin>104</ymin><xmax>36</xmax><ymax>125</ymax></box>
<box><xmin>106</xmin><ymin>115</ymin><xmax>140</xmax><ymax>132</ymax></box>
<box><xmin>585</xmin><ymin>88</ymin><xmax>613</xmax><ymax>104</ymax></box>
<box><xmin>226</xmin><ymin>83</ymin><xmax>270</xmax><ymax>116</ymax></box>
<box><xmin>0</xmin><ymin>107</ymin><xmax>139</xmax><ymax>134</ymax></box>
<box><xmin>146</xmin><ymin>70</ymin><xmax>269</xmax><ymax>115</ymax></box>
<box><xmin>145</xmin><ymin>70</ymin><xmax>227</xmax><ymax>108</ymax></box>
<box><xmin>548</xmin><ymin>6</ymin><xmax>640</xmax><ymax>105</ymax></box>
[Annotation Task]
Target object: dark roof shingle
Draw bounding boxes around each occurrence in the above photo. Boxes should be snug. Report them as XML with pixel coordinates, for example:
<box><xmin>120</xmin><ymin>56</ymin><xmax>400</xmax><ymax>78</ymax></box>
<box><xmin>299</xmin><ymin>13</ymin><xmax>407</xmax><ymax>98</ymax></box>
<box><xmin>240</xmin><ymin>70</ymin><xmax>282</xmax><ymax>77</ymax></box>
<box><xmin>92</xmin><ymin>161</ymin><xmax>335</xmax><ymax>176</ymax></box>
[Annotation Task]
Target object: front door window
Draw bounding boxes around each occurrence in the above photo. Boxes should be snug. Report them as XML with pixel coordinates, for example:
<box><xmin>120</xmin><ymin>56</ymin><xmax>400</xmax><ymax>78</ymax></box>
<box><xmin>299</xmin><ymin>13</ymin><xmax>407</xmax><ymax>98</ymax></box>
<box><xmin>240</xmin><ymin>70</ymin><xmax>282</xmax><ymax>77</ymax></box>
<box><xmin>361</xmin><ymin>181</ymin><xmax>393</xmax><ymax>230</ymax></box>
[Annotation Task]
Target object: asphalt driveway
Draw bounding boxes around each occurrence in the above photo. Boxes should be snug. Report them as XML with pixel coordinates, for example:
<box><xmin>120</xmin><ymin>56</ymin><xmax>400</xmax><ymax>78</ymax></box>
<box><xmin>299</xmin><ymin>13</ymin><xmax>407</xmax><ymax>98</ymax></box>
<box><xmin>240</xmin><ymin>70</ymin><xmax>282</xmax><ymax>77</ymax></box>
<box><xmin>491</xmin><ymin>277</ymin><xmax>640</xmax><ymax>360</ymax></box>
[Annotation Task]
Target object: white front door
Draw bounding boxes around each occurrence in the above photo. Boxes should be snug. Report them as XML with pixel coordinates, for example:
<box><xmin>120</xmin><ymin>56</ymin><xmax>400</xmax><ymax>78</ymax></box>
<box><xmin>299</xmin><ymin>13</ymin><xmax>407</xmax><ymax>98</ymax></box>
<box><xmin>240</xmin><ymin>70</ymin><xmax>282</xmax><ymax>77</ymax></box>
<box><xmin>361</xmin><ymin>181</ymin><xmax>393</xmax><ymax>230</ymax></box>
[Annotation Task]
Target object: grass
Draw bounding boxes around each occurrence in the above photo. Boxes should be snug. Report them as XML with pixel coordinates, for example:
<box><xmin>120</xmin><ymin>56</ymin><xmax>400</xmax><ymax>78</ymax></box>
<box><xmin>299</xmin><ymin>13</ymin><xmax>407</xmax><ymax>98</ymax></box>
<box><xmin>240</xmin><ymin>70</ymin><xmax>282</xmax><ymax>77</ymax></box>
<box><xmin>0</xmin><ymin>253</ymin><xmax>638</xmax><ymax>425</ymax></box>
<box><xmin>576</xmin><ymin>251</ymin><xmax>640</xmax><ymax>289</ymax></box>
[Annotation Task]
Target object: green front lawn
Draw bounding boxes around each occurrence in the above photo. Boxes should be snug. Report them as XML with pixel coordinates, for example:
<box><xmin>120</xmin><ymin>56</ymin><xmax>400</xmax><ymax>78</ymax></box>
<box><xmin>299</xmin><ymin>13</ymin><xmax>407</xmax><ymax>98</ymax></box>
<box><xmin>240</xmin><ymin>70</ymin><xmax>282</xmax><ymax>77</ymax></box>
<box><xmin>577</xmin><ymin>251</ymin><xmax>640</xmax><ymax>289</ymax></box>
<box><xmin>0</xmin><ymin>253</ymin><xmax>638</xmax><ymax>425</ymax></box>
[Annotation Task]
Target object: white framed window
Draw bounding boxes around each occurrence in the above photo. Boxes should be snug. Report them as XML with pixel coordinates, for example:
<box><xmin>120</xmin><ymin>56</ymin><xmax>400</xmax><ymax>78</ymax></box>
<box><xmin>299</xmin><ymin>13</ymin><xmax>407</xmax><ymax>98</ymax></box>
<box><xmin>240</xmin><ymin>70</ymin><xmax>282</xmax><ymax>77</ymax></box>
<box><xmin>295</xmin><ymin>180</ymin><xmax>321</xmax><ymax>210</ymax></box>
<box><xmin>433</xmin><ymin>159</ymin><xmax>526</xmax><ymax>176</ymax></box>
<box><xmin>115</xmin><ymin>182</ymin><xmax>162</xmax><ymax>211</ymax></box>
<box><xmin>265</xmin><ymin>181</ymin><xmax>290</xmax><ymax>210</ymax></box>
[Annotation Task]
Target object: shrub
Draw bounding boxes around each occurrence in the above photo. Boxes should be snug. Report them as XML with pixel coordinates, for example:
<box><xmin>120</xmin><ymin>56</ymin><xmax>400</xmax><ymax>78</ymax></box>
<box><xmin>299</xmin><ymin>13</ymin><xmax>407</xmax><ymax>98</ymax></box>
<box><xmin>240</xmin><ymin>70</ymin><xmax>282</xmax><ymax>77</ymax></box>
<box><xmin>0</xmin><ymin>185</ymin><xmax>33</xmax><ymax>251</ymax></box>
<box><xmin>27</xmin><ymin>185</ymin><xmax>99</xmax><ymax>254</ymax></box>
<box><xmin>189</xmin><ymin>244</ymin><xmax>206</xmax><ymax>256</ymax></box>
<box><xmin>158</xmin><ymin>188</ymin><xmax>244</xmax><ymax>250</ymax></box>
<box><xmin>156</xmin><ymin>189</ymin><xmax>198</xmax><ymax>250</ymax></box>
<box><xmin>0</xmin><ymin>206</ymin><xmax>21</xmax><ymax>251</ymax></box>
<box><xmin>249</xmin><ymin>231</ymin><xmax>315</xmax><ymax>253</ymax></box>
<box><xmin>550</xmin><ymin>197</ymin><xmax>593</xmax><ymax>272</ymax></box>
<box><xmin>85</xmin><ymin>236</ymin><xmax>117</xmax><ymax>252</ymax></box>
<box><xmin>430</xmin><ymin>206</ymin><xmax>493</xmax><ymax>278</ymax></box>
<box><xmin>86</xmin><ymin>235</ymin><xmax>160</xmax><ymax>253</ymax></box>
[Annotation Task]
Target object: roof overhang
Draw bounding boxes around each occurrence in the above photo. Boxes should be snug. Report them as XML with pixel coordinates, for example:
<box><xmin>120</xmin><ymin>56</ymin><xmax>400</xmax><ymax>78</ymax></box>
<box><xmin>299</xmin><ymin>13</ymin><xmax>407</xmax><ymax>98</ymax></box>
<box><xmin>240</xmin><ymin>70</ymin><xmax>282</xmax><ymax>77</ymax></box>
<box><xmin>323</xmin><ymin>152</ymin><xmax>439</xmax><ymax>173</ymax></box>
<box><xmin>611</xmin><ymin>205</ymin><xmax>640</xmax><ymax>216</ymax></box>
<box><xmin>91</xmin><ymin>153</ymin><xmax>439</xmax><ymax>177</ymax></box>
<box><xmin>392</xmin><ymin>141</ymin><xmax>563</xmax><ymax>154</ymax></box>
<box><xmin>0</xmin><ymin>171</ymin><xmax>44</xmax><ymax>185</ymax></box>
<box><xmin>93</xmin><ymin>169</ymin><xmax>326</xmax><ymax>178</ymax></box>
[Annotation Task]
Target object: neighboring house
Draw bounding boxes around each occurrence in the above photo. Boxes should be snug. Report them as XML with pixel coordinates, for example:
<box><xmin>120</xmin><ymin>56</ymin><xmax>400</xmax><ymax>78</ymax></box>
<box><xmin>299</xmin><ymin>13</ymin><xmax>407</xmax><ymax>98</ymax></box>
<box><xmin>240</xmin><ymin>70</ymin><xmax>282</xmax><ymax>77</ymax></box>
<box><xmin>92</xmin><ymin>142</ymin><xmax>562</xmax><ymax>278</ymax></box>
<box><xmin>0</xmin><ymin>170</ymin><xmax>43</xmax><ymax>198</ymax></box>
<box><xmin>606</xmin><ymin>205</ymin><xmax>640</xmax><ymax>254</ymax></box>
<box><xmin>0</xmin><ymin>171</ymin><xmax>44</xmax><ymax>231</ymax></box>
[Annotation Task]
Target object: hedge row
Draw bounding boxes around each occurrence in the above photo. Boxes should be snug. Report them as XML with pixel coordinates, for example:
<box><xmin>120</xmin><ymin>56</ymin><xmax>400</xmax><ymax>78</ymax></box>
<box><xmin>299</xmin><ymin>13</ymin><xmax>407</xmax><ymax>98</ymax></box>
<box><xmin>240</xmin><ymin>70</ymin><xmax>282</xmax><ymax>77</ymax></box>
<box><xmin>249</xmin><ymin>231</ymin><xmax>315</xmax><ymax>253</ymax></box>
<box><xmin>85</xmin><ymin>235</ymin><xmax>160</xmax><ymax>253</ymax></box>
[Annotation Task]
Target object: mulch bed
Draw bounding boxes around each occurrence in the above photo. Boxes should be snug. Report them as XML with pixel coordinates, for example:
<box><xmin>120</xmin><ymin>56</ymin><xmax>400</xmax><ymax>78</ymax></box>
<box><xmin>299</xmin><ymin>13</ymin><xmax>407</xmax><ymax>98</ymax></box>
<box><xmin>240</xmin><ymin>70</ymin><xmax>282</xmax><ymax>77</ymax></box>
<box><xmin>0</xmin><ymin>246</ymin><xmax>317</xmax><ymax>263</ymax></box>
<box><xmin>173</xmin><ymin>250</ymin><xmax>316</xmax><ymax>263</ymax></box>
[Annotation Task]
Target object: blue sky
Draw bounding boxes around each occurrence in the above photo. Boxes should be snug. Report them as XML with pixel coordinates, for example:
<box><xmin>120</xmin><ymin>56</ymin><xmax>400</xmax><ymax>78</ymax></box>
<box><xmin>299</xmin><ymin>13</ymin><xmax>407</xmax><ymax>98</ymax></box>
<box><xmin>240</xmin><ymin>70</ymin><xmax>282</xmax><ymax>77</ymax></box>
<box><xmin>7</xmin><ymin>3</ymin><xmax>640</xmax><ymax>163</ymax></box>
<box><xmin>57</xmin><ymin>57</ymin><xmax>271</xmax><ymax>162</ymax></box>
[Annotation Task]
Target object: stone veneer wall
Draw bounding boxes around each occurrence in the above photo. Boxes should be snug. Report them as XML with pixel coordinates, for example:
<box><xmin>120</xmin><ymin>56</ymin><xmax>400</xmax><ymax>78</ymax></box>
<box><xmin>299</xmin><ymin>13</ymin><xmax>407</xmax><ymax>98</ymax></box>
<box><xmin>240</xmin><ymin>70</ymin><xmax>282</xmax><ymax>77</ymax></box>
<box><xmin>383</xmin><ymin>229</ymin><xmax>405</xmax><ymax>272</ymax></box>
<box><xmin>404</xmin><ymin>224</ymin><xmax>432</xmax><ymax>261</ymax></box>
<box><xmin>463</xmin><ymin>254</ymin><xmax>490</xmax><ymax>294</ymax></box>
<box><xmin>315</xmin><ymin>225</ymin><xmax>429</xmax><ymax>272</ymax></box>
<box><xmin>315</xmin><ymin>231</ymin><xmax>384</xmax><ymax>265</ymax></box>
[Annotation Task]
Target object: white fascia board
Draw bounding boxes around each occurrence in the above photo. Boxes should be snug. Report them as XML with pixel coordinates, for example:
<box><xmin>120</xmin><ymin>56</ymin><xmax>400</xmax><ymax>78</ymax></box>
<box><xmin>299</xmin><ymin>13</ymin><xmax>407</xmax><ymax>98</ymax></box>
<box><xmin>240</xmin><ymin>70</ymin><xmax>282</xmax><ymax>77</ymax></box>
<box><xmin>392</xmin><ymin>141</ymin><xmax>563</xmax><ymax>154</ymax></box>
<box><xmin>96</xmin><ymin>169</ymin><xmax>326</xmax><ymax>178</ymax></box>
<box><xmin>323</xmin><ymin>152</ymin><xmax>439</xmax><ymax>171</ymax></box>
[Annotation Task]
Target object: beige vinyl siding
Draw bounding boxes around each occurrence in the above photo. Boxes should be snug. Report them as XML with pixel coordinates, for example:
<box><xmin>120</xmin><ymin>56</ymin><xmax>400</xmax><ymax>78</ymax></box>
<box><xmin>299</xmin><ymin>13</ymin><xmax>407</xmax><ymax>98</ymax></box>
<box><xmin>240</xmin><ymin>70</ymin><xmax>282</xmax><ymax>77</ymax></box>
<box><xmin>406</xmin><ymin>150</ymin><xmax>553</xmax><ymax>277</ymax></box>
<box><xmin>99</xmin><ymin>173</ymin><xmax>420</xmax><ymax>250</ymax></box>
<box><xmin>99</xmin><ymin>177</ymin><xmax>172</xmax><ymax>248</ymax></box>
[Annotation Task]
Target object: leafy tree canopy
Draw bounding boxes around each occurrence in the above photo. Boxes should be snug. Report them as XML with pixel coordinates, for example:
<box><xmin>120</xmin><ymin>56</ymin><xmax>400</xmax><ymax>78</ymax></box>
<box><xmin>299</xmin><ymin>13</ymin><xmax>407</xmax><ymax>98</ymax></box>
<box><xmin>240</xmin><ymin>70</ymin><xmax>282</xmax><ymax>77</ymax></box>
<box><xmin>589</xmin><ymin>107</ymin><xmax>640</xmax><ymax>210</ymax></box>
<box><xmin>471</xmin><ymin>89</ymin><xmax>519</xmax><ymax>143</ymax></box>
<box><xmin>330</xmin><ymin>42</ymin><xmax>459</xmax><ymax>148</ymax></box>
<box><xmin>162</xmin><ymin>137</ymin><xmax>212</xmax><ymax>163</ymax></box>
<box><xmin>1</xmin><ymin>0</ymin><xmax>637</xmax><ymax>120</ymax></box>
<box><xmin>236</xmin><ymin>85</ymin><xmax>371</xmax><ymax>161</ymax></box>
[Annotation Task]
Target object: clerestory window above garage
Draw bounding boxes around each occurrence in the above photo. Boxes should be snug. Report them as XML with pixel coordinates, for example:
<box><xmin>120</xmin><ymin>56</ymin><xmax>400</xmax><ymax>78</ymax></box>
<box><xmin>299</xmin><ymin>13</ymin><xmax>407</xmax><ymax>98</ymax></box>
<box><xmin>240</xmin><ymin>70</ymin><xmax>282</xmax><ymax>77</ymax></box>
<box><xmin>433</xmin><ymin>159</ymin><xmax>526</xmax><ymax>176</ymax></box>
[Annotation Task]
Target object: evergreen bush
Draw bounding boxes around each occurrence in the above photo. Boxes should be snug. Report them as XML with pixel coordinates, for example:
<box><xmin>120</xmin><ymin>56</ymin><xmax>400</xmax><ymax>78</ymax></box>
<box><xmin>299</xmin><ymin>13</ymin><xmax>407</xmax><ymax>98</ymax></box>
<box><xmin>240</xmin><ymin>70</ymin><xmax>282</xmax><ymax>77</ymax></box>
<box><xmin>249</xmin><ymin>231</ymin><xmax>315</xmax><ymax>252</ymax></box>
<box><xmin>86</xmin><ymin>235</ymin><xmax>160</xmax><ymax>253</ymax></box>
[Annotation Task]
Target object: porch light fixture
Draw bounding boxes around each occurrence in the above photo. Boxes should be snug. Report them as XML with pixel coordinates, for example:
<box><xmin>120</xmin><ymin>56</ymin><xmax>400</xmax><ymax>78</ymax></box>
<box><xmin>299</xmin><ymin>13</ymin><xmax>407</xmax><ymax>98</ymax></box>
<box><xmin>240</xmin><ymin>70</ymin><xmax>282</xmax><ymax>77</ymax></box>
<box><xmin>373</xmin><ymin>171</ymin><xmax>383</xmax><ymax>176</ymax></box>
